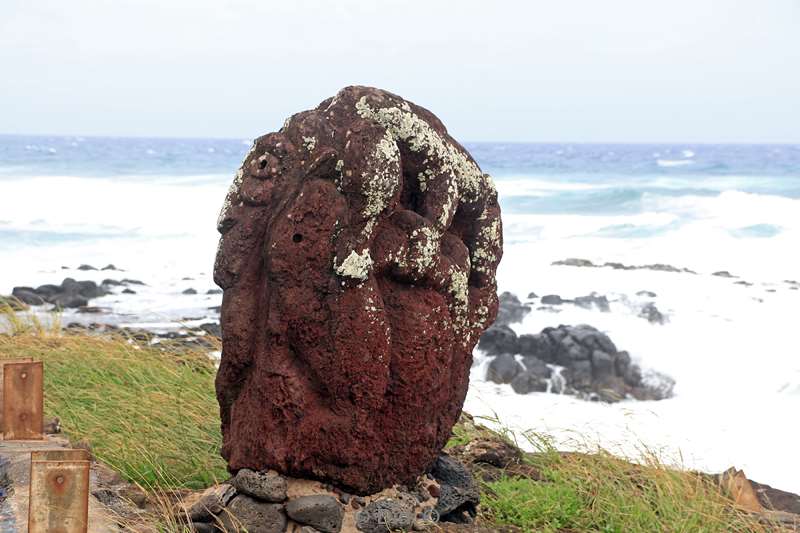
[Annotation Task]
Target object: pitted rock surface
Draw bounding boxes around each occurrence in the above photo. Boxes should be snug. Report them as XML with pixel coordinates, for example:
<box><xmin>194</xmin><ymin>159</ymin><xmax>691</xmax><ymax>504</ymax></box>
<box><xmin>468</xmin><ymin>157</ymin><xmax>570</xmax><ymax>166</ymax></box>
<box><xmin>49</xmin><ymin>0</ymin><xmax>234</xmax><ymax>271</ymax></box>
<box><xmin>430</xmin><ymin>455</ymin><xmax>480</xmax><ymax>523</ymax></box>
<box><xmin>214</xmin><ymin>86</ymin><xmax>502</xmax><ymax>494</ymax></box>
<box><xmin>231</xmin><ymin>468</ymin><xmax>288</xmax><ymax>502</ymax></box>
<box><xmin>217</xmin><ymin>495</ymin><xmax>287</xmax><ymax>533</ymax></box>
<box><xmin>285</xmin><ymin>495</ymin><xmax>343</xmax><ymax>533</ymax></box>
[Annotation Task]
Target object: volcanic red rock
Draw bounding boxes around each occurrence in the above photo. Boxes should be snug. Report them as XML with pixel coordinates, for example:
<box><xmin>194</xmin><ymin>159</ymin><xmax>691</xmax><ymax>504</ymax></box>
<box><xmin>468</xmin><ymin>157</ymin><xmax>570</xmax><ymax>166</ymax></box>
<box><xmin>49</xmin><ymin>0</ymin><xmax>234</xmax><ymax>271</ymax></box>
<box><xmin>213</xmin><ymin>86</ymin><xmax>502</xmax><ymax>494</ymax></box>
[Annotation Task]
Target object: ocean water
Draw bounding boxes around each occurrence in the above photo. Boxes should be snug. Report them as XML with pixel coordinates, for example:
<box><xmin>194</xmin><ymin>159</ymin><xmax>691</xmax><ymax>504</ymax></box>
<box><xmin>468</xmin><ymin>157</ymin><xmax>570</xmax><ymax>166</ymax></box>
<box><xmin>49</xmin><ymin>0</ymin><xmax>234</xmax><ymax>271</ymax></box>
<box><xmin>2</xmin><ymin>135</ymin><xmax>799</xmax><ymax>491</ymax></box>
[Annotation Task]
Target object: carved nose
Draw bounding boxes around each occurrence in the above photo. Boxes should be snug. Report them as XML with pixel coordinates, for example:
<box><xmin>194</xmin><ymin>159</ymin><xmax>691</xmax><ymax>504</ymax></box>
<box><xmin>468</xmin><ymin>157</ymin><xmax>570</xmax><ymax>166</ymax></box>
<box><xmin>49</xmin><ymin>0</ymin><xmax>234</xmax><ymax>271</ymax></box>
<box><xmin>217</xmin><ymin>215</ymin><xmax>238</xmax><ymax>235</ymax></box>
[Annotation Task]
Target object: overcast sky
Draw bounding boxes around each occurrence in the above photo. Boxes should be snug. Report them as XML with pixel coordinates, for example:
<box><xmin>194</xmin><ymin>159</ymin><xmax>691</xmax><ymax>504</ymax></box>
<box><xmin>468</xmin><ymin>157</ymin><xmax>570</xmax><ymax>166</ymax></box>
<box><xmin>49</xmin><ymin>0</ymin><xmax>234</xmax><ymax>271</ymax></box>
<box><xmin>1</xmin><ymin>0</ymin><xmax>799</xmax><ymax>142</ymax></box>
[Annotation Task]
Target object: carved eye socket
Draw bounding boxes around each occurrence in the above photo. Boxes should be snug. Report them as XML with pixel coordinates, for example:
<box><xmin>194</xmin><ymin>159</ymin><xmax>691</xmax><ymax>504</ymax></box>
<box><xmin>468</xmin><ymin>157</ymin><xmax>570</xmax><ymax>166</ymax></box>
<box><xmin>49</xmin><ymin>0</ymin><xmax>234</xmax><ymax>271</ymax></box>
<box><xmin>272</xmin><ymin>143</ymin><xmax>287</xmax><ymax>158</ymax></box>
<box><xmin>258</xmin><ymin>158</ymin><xmax>268</xmax><ymax>170</ymax></box>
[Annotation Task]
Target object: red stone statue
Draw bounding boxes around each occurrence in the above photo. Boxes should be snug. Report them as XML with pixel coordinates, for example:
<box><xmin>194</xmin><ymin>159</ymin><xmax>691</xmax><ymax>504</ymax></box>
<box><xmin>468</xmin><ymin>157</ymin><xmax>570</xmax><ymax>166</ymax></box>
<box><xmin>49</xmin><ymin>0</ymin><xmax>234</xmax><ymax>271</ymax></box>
<box><xmin>214</xmin><ymin>86</ymin><xmax>502</xmax><ymax>494</ymax></box>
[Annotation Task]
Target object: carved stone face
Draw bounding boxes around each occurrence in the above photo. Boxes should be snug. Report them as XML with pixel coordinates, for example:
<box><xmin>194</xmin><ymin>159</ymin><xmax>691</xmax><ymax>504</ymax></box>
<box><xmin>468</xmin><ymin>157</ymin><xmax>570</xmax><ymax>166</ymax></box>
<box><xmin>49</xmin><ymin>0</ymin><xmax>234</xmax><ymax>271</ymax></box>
<box><xmin>214</xmin><ymin>86</ymin><xmax>502</xmax><ymax>494</ymax></box>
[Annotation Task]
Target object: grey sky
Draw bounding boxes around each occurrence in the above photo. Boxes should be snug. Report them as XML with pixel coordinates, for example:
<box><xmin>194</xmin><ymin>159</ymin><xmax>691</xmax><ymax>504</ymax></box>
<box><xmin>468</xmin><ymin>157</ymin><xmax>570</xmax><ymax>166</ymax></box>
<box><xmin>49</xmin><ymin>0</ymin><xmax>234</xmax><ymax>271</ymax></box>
<box><xmin>1</xmin><ymin>0</ymin><xmax>798</xmax><ymax>142</ymax></box>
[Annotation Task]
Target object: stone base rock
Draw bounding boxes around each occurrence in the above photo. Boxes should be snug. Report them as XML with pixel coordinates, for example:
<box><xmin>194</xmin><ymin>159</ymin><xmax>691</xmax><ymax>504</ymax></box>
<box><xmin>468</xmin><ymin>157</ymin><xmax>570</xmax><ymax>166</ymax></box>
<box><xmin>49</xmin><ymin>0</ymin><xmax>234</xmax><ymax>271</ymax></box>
<box><xmin>177</xmin><ymin>457</ymin><xmax>479</xmax><ymax>532</ymax></box>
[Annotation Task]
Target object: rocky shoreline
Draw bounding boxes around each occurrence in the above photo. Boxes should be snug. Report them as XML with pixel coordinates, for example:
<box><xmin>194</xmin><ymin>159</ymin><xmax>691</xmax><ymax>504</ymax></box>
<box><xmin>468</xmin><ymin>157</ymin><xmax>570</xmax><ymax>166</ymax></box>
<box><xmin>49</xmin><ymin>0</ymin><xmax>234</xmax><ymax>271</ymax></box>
<box><xmin>4</xmin><ymin>256</ymin><xmax>796</xmax><ymax>404</ymax></box>
<box><xmin>2</xmin><ymin>271</ymin><xmax>680</xmax><ymax>402</ymax></box>
<box><xmin>477</xmin><ymin>292</ymin><xmax>675</xmax><ymax>403</ymax></box>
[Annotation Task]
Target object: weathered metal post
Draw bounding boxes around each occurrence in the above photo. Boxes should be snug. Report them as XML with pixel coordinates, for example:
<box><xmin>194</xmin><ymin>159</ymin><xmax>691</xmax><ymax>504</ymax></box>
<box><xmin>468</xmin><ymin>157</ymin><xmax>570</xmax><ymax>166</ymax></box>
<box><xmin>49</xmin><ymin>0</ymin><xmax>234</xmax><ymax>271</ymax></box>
<box><xmin>28</xmin><ymin>450</ymin><xmax>91</xmax><ymax>533</ymax></box>
<box><xmin>0</xmin><ymin>357</ymin><xmax>34</xmax><ymax>433</ymax></box>
<box><xmin>2</xmin><ymin>360</ymin><xmax>44</xmax><ymax>440</ymax></box>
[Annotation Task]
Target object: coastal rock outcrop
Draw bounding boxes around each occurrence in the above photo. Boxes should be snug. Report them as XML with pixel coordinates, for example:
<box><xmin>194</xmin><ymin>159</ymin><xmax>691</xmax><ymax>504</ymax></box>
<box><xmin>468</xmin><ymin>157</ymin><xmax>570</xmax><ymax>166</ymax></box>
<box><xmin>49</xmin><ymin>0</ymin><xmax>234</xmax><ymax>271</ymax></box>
<box><xmin>213</xmin><ymin>86</ymin><xmax>502</xmax><ymax>494</ymax></box>
<box><xmin>11</xmin><ymin>278</ymin><xmax>112</xmax><ymax>309</ymax></box>
<box><xmin>479</xmin><ymin>322</ymin><xmax>674</xmax><ymax>402</ymax></box>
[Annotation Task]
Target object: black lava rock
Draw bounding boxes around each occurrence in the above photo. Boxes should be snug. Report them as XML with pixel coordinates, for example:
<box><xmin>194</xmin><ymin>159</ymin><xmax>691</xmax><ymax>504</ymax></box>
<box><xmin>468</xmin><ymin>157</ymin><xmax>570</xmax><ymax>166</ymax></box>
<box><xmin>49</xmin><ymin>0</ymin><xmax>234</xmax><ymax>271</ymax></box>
<box><xmin>285</xmin><ymin>495</ymin><xmax>343</xmax><ymax>533</ymax></box>
<box><xmin>477</xmin><ymin>324</ymin><xmax>518</xmax><ymax>355</ymax></box>
<box><xmin>429</xmin><ymin>455</ymin><xmax>479</xmax><ymax>523</ymax></box>
<box><xmin>218</xmin><ymin>495</ymin><xmax>286</xmax><ymax>533</ymax></box>
<box><xmin>231</xmin><ymin>469</ymin><xmax>287</xmax><ymax>503</ymax></box>
<box><xmin>355</xmin><ymin>498</ymin><xmax>415</xmax><ymax>533</ymax></box>
<box><xmin>486</xmin><ymin>354</ymin><xmax>524</xmax><ymax>384</ymax></box>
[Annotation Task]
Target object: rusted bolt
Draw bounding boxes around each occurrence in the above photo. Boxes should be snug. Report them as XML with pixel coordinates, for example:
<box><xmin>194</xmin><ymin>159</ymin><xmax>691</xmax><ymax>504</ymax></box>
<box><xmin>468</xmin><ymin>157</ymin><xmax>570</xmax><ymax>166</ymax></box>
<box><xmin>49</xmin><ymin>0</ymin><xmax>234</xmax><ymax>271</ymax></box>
<box><xmin>20</xmin><ymin>372</ymin><xmax>27</xmax><ymax>379</ymax></box>
<box><xmin>56</xmin><ymin>475</ymin><xmax>65</xmax><ymax>485</ymax></box>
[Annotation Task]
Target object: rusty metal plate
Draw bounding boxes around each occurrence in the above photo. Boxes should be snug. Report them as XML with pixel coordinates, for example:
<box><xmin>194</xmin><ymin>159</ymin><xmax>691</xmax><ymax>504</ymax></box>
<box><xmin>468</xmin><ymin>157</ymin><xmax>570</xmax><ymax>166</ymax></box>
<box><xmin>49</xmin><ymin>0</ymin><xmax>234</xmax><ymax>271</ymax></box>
<box><xmin>31</xmin><ymin>449</ymin><xmax>91</xmax><ymax>462</ymax></box>
<box><xmin>0</xmin><ymin>358</ymin><xmax>34</xmax><ymax>432</ymax></box>
<box><xmin>28</xmin><ymin>459</ymin><xmax>90</xmax><ymax>533</ymax></box>
<box><xmin>2</xmin><ymin>361</ymin><xmax>44</xmax><ymax>440</ymax></box>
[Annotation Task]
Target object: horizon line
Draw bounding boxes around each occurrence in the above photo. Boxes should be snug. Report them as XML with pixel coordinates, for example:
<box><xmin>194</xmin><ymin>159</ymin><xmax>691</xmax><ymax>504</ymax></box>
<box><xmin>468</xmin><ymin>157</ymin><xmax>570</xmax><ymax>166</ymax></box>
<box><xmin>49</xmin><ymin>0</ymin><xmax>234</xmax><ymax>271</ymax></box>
<box><xmin>2</xmin><ymin>132</ymin><xmax>800</xmax><ymax>147</ymax></box>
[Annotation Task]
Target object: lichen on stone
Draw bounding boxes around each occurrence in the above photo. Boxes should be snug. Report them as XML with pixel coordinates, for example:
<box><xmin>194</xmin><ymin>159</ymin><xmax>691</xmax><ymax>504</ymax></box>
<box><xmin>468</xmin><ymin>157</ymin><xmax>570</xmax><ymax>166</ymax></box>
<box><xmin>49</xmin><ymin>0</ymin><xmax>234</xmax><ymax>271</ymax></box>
<box><xmin>448</xmin><ymin>267</ymin><xmax>469</xmax><ymax>329</ymax></box>
<box><xmin>471</xmin><ymin>213</ymin><xmax>501</xmax><ymax>274</ymax></box>
<box><xmin>354</xmin><ymin>96</ymin><xmax>493</xmax><ymax>205</ymax></box>
<box><xmin>302</xmin><ymin>136</ymin><xmax>317</xmax><ymax>152</ymax></box>
<box><xmin>409</xmin><ymin>226</ymin><xmax>439</xmax><ymax>274</ymax></box>
<box><xmin>361</xmin><ymin>131</ymin><xmax>400</xmax><ymax>221</ymax></box>
<box><xmin>334</xmin><ymin>249</ymin><xmax>373</xmax><ymax>281</ymax></box>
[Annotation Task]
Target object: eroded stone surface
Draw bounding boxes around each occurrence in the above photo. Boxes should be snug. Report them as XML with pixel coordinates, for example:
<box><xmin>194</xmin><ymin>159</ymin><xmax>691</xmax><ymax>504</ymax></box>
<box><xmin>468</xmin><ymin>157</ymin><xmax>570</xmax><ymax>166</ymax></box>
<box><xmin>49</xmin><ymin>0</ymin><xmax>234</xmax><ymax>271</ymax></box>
<box><xmin>217</xmin><ymin>495</ymin><xmax>286</xmax><ymax>533</ymax></box>
<box><xmin>285</xmin><ymin>495</ymin><xmax>343</xmax><ymax>533</ymax></box>
<box><xmin>232</xmin><ymin>469</ymin><xmax>288</xmax><ymax>503</ymax></box>
<box><xmin>214</xmin><ymin>86</ymin><xmax>502</xmax><ymax>494</ymax></box>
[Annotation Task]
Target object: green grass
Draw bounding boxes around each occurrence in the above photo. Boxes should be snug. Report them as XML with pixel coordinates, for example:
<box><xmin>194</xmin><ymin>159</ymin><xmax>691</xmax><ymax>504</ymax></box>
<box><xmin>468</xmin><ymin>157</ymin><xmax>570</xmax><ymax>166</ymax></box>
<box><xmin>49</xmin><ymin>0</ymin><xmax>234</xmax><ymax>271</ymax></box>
<box><xmin>485</xmin><ymin>476</ymin><xmax>585</xmax><ymax>531</ymax></box>
<box><xmin>0</xmin><ymin>305</ymin><xmax>776</xmax><ymax>532</ymax></box>
<box><xmin>0</xmin><ymin>305</ymin><xmax>226</xmax><ymax>490</ymax></box>
<box><xmin>477</xmin><ymin>432</ymin><xmax>771</xmax><ymax>532</ymax></box>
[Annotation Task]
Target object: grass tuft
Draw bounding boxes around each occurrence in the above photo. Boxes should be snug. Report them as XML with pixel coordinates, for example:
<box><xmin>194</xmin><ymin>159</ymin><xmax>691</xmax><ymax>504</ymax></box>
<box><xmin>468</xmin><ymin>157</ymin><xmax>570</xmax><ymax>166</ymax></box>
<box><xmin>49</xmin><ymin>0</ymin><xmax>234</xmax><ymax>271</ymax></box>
<box><xmin>476</xmin><ymin>430</ymin><xmax>774</xmax><ymax>532</ymax></box>
<box><xmin>0</xmin><ymin>308</ymin><xmax>226</xmax><ymax>489</ymax></box>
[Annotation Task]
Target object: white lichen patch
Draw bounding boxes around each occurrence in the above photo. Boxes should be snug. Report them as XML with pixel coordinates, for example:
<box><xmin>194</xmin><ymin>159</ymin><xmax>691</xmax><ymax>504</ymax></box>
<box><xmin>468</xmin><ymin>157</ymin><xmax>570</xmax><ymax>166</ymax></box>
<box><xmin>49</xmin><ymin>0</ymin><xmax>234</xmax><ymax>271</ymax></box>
<box><xmin>473</xmin><ymin>304</ymin><xmax>490</xmax><ymax>330</ymax></box>
<box><xmin>472</xmin><ymin>214</ymin><xmax>501</xmax><ymax>274</ymax></box>
<box><xmin>374</xmin><ymin>130</ymin><xmax>400</xmax><ymax>164</ymax></box>
<box><xmin>438</xmin><ymin>180</ymin><xmax>459</xmax><ymax>228</ymax></box>
<box><xmin>361</xmin><ymin>130</ymin><xmax>400</xmax><ymax>221</ymax></box>
<box><xmin>302</xmin><ymin>136</ymin><xmax>317</xmax><ymax>152</ymax></box>
<box><xmin>355</xmin><ymin>96</ymin><xmax>494</xmax><ymax>204</ymax></box>
<box><xmin>448</xmin><ymin>267</ymin><xmax>469</xmax><ymax>330</ymax></box>
<box><xmin>336</xmin><ymin>159</ymin><xmax>345</xmax><ymax>172</ymax></box>
<box><xmin>417</xmin><ymin>168</ymin><xmax>434</xmax><ymax>192</ymax></box>
<box><xmin>334</xmin><ymin>249</ymin><xmax>373</xmax><ymax>281</ymax></box>
<box><xmin>409</xmin><ymin>226</ymin><xmax>439</xmax><ymax>274</ymax></box>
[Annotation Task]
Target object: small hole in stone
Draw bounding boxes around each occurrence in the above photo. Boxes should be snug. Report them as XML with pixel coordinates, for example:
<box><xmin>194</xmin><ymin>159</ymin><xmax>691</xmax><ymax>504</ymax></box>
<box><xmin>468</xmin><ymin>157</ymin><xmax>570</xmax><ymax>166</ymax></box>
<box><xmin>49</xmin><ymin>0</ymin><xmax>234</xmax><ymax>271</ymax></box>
<box><xmin>258</xmin><ymin>159</ymin><xmax>267</xmax><ymax>169</ymax></box>
<box><xmin>292</xmin><ymin>233</ymin><xmax>303</xmax><ymax>243</ymax></box>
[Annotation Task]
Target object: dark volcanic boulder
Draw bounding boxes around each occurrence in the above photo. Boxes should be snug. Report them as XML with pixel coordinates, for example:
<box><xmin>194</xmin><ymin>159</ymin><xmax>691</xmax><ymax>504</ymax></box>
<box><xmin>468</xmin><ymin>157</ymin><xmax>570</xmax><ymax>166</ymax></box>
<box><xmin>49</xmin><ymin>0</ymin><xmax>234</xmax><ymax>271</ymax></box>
<box><xmin>639</xmin><ymin>302</ymin><xmax>667</xmax><ymax>324</ymax></box>
<box><xmin>214</xmin><ymin>86</ymin><xmax>502</xmax><ymax>494</ymax></box>
<box><xmin>217</xmin><ymin>495</ymin><xmax>286</xmax><ymax>533</ymax></box>
<box><xmin>494</xmin><ymin>291</ymin><xmax>531</xmax><ymax>326</ymax></box>
<box><xmin>574</xmin><ymin>293</ymin><xmax>610</xmax><ymax>312</ymax></box>
<box><xmin>486</xmin><ymin>354</ymin><xmax>523</xmax><ymax>384</ymax></box>
<box><xmin>477</xmin><ymin>324</ymin><xmax>518</xmax><ymax>355</ymax></box>
<box><xmin>518</xmin><ymin>333</ymin><xmax>556</xmax><ymax>363</ymax></box>
<box><xmin>479</xmin><ymin>312</ymin><xmax>674</xmax><ymax>403</ymax></box>
<box><xmin>540</xmin><ymin>294</ymin><xmax>564</xmax><ymax>305</ymax></box>
<box><xmin>520</xmin><ymin>324</ymin><xmax>673</xmax><ymax>402</ymax></box>
<box><xmin>285</xmin><ymin>495</ymin><xmax>343</xmax><ymax>533</ymax></box>
<box><xmin>429</xmin><ymin>455</ymin><xmax>480</xmax><ymax>523</ymax></box>
<box><xmin>510</xmin><ymin>370</ymin><xmax>549</xmax><ymax>394</ymax></box>
<box><xmin>12</xmin><ymin>278</ymin><xmax>109</xmax><ymax>309</ymax></box>
<box><xmin>11</xmin><ymin>287</ymin><xmax>45</xmax><ymax>305</ymax></box>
